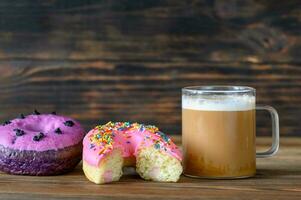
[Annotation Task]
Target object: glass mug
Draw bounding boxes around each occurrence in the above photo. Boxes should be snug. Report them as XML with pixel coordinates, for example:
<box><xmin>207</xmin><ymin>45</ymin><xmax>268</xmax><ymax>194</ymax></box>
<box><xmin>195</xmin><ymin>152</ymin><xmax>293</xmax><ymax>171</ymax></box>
<box><xmin>182</xmin><ymin>86</ymin><xmax>279</xmax><ymax>178</ymax></box>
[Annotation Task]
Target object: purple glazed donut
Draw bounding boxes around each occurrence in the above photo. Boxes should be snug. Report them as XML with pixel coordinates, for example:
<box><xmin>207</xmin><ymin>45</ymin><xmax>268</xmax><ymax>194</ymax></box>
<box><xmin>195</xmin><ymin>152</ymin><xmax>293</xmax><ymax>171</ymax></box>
<box><xmin>0</xmin><ymin>111</ymin><xmax>85</xmax><ymax>175</ymax></box>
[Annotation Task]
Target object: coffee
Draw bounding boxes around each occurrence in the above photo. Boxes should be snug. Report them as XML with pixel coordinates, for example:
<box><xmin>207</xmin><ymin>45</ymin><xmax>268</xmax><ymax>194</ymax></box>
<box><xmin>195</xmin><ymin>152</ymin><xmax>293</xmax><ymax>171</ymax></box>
<box><xmin>182</xmin><ymin>95</ymin><xmax>256</xmax><ymax>178</ymax></box>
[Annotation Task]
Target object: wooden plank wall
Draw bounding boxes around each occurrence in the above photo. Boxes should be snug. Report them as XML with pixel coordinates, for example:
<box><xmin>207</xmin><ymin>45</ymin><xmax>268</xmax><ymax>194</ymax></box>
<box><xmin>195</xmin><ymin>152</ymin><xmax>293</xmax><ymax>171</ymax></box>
<box><xmin>0</xmin><ymin>0</ymin><xmax>300</xmax><ymax>136</ymax></box>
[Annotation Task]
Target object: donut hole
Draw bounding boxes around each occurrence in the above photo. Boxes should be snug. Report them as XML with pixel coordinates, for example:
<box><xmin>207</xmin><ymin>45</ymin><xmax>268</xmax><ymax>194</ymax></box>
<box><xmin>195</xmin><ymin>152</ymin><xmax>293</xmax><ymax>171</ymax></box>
<box><xmin>18</xmin><ymin>122</ymin><xmax>55</xmax><ymax>134</ymax></box>
<box><xmin>14</xmin><ymin>116</ymin><xmax>60</xmax><ymax>134</ymax></box>
<box><xmin>22</xmin><ymin>124</ymin><xmax>45</xmax><ymax>132</ymax></box>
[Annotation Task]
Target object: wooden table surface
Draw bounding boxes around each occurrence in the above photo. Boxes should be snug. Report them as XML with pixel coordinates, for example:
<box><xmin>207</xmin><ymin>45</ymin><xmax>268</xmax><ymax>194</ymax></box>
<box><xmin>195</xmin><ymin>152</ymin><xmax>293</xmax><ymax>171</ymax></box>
<box><xmin>0</xmin><ymin>137</ymin><xmax>300</xmax><ymax>200</ymax></box>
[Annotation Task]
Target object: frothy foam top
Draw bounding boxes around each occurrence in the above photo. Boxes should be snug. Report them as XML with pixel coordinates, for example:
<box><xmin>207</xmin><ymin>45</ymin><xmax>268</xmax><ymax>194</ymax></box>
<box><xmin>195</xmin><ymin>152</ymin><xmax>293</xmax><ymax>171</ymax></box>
<box><xmin>182</xmin><ymin>95</ymin><xmax>255</xmax><ymax>111</ymax></box>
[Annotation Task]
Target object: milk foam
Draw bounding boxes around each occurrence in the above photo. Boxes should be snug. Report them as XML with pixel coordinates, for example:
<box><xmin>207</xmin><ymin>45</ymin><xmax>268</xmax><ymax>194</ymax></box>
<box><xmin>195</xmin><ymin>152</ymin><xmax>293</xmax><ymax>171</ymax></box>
<box><xmin>182</xmin><ymin>95</ymin><xmax>255</xmax><ymax>111</ymax></box>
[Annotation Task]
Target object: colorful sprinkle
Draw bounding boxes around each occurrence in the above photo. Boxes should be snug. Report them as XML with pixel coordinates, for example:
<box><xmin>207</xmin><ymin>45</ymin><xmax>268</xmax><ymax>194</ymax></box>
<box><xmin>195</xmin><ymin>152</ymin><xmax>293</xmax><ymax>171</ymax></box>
<box><xmin>139</xmin><ymin>126</ymin><xmax>145</xmax><ymax>132</ymax></box>
<box><xmin>154</xmin><ymin>143</ymin><xmax>161</xmax><ymax>149</ymax></box>
<box><xmin>89</xmin><ymin>122</ymin><xmax>176</xmax><ymax>158</ymax></box>
<box><xmin>98</xmin><ymin>148</ymin><xmax>105</xmax><ymax>155</ymax></box>
<box><xmin>156</xmin><ymin>131</ymin><xmax>170</xmax><ymax>143</ymax></box>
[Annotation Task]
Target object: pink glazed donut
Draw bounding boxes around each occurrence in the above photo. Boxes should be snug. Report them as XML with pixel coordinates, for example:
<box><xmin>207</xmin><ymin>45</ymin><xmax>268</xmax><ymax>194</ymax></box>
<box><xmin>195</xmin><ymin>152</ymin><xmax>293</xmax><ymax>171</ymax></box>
<box><xmin>0</xmin><ymin>111</ymin><xmax>85</xmax><ymax>175</ymax></box>
<box><xmin>83</xmin><ymin>122</ymin><xmax>182</xmax><ymax>184</ymax></box>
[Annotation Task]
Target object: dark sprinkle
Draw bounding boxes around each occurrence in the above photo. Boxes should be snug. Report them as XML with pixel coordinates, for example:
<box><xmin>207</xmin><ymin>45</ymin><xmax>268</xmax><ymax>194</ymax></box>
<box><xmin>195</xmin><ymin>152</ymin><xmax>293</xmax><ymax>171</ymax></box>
<box><xmin>33</xmin><ymin>132</ymin><xmax>45</xmax><ymax>141</ymax></box>
<box><xmin>90</xmin><ymin>144</ymin><xmax>95</xmax><ymax>149</ymax></box>
<box><xmin>19</xmin><ymin>113</ymin><xmax>25</xmax><ymax>119</ymax></box>
<box><xmin>55</xmin><ymin>128</ymin><xmax>62</xmax><ymax>134</ymax></box>
<box><xmin>139</xmin><ymin>126</ymin><xmax>145</xmax><ymax>132</ymax></box>
<box><xmin>64</xmin><ymin>120</ymin><xmax>74</xmax><ymax>127</ymax></box>
<box><xmin>2</xmin><ymin>121</ymin><xmax>11</xmax><ymax>126</ymax></box>
<box><xmin>13</xmin><ymin>129</ymin><xmax>25</xmax><ymax>136</ymax></box>
<box><xmin>154</xmin><ymin>143</ymin><xmax>161</xmax><ymax>149</ymax></box>
<box><xmin>33</xmin><ymin>109</ymin><xmax>40</xmax><ymax>115</ymax></box>
<box><xmin>11</xmin><ymin>136</ymin><xmax>17</xmax><ymax>144</ymax></box>
<box><xmin>51</xmin><ymin>111</ymin><xmax>56</xmax><ymax>115</ymax></box>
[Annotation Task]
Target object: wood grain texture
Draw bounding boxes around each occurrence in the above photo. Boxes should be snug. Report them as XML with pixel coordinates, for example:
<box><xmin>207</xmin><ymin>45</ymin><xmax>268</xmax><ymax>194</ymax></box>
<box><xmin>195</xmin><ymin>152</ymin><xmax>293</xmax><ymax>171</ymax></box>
<box><xmin>0</xmin><ymin>137</ymin><xmax>300</xmax><ymax>200</ymax></box>
<box><xmin>0</xmin><ymin>0</ymin><xmax>300</xmax><ymax>135</ymax></box>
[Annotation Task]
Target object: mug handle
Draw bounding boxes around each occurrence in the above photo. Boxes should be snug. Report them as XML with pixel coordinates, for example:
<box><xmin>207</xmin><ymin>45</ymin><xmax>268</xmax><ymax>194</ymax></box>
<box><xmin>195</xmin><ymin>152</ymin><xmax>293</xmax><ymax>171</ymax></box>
<box><xmin>256</xmin><ymin>105</ymin><xmax>280</xmax><ymax>158</ymax></box>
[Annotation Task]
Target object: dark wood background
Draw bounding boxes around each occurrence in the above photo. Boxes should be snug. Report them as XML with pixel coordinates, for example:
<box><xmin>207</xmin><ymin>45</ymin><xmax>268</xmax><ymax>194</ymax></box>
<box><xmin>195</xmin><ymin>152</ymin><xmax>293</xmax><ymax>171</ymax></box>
<box><xmin>0</xmin><ymin>0</ymin><xmax>300</xmax><ymax>136</ymax></box>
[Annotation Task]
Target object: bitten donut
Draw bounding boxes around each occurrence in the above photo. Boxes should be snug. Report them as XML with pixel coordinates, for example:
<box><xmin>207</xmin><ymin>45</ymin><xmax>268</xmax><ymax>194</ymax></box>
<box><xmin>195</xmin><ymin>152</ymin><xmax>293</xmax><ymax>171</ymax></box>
<box><xmin>0</xmin><ymin>111</ymin><xmax>85</xmax><ymax>175</ymax></box>
<box><xmin>83</xmin><ymin>122</ymin><xmax>182</xmax><ymax>184</ymax></box>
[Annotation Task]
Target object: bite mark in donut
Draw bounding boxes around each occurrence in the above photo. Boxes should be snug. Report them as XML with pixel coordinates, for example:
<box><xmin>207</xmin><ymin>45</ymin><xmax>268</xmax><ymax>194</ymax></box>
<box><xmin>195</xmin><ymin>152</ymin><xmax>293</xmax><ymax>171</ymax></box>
<box><xmin>83</xmin><ymin>122</ymin><xmax>183</xmax><ymax>184</ymax></box>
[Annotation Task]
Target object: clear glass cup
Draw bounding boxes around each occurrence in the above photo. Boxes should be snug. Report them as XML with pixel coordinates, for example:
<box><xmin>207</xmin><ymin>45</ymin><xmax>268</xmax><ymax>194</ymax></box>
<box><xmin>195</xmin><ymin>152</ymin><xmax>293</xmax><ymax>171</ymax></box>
<box><xmin>182</xmin><ymin>86</ymin><xmax>279</xmax><ymax>179</ymax></box>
